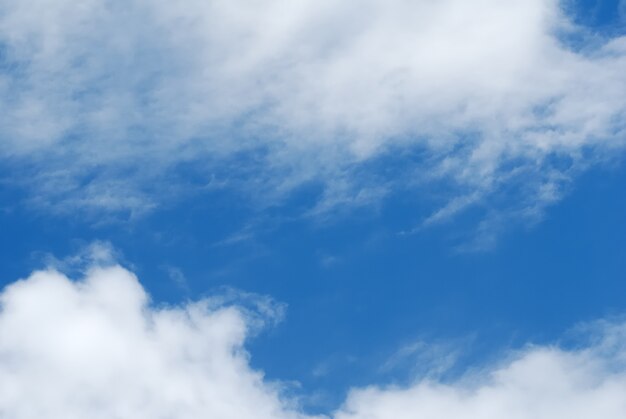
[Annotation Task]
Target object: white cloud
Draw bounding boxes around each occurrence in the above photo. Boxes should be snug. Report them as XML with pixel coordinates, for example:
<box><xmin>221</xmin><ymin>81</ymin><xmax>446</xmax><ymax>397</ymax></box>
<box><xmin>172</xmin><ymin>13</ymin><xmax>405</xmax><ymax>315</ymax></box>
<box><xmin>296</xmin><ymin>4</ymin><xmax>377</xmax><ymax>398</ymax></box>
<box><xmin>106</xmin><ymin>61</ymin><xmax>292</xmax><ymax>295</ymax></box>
<box><xmin>0</xmin><ymin>264</ymin><xmax>315</xmax><ymax>419</ymax></box>
<box><xmin>1</xmin><ymin>258</ymin><xmax>626</xmax><ymax>418</ymax></box>
<box><xmin>335</xmin><ymin>342</ymin><xmax>626</xmax><ymax>419</ymax></box>
<box><xmin>0</xmin><ymin>0</ymin><xmax>625</xmax><ymax>224</ymax></box>
<box><xmin>336</xmin><ymin>323</ymin><xmax>626</xmax><ymax>419</ymax></box>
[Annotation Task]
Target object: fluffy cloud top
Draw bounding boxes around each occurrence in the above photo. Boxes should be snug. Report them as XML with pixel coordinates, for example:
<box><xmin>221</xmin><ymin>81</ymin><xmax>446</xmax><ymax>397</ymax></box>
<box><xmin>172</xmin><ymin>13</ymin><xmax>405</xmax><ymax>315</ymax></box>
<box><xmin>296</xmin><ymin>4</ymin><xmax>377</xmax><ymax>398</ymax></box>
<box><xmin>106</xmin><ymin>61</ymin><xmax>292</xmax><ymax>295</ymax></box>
<box><xmin>337</xmin><ymin>331</ymin><xmax>626</xmax><ymax>419</ymax></box>
<box><xmin>1</xmin><ymin>262</ymin><xmax>626</xmax><ymax>418</ymax></box>
<box><xmin>0</xmin><ymin>0</ymin><xmax>625</xmax><ymax>220</ymax></box>
<box><xmin>0</xmin><ymin>265</ymin><xmax>313</xmax><ymax>419</ymax></box>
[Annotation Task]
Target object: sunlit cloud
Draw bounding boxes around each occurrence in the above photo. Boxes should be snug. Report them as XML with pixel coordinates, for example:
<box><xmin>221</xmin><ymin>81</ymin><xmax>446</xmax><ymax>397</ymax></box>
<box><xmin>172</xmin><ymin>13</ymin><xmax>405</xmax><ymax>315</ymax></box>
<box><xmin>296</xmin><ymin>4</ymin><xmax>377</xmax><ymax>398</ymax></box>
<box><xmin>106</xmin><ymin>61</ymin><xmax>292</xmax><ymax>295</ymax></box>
<box><xmin>0</xmin><ymin>0</ymin><xmax>624</xmax><ymax>229</ymax></box>
<box><xmin>1</xmin><ymin>254</ymin><xmax>626</xmax><ymax>418</ymax></box>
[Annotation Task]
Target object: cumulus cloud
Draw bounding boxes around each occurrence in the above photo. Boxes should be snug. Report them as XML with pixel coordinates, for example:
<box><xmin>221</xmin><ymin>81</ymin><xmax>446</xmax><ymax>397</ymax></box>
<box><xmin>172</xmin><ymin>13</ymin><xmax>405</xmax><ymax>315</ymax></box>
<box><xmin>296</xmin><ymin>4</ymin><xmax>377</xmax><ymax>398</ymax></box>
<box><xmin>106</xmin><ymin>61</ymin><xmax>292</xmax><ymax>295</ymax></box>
<box><xmin>0</xmin><ymin>0</ymin><xmax>625</xmax><ymax>225</ymax></box>
<box><xmin>0</xmin><ymin>264</ymin><xmax>314</xmax><ymax>419</ymax></box>
<box><xmin>336</xmin><ymin>323</ymin><xmax>626</xmax><ymax>419</ymax></box>
<box><xmin>1</xmin><ymin>258</ymin><xmax>626</xmax><ymax>418</ymax></box>
<box><xmin>0</xmin><ymin>258</ymin><xmax>626</xmax><ymax>418</ymax></box>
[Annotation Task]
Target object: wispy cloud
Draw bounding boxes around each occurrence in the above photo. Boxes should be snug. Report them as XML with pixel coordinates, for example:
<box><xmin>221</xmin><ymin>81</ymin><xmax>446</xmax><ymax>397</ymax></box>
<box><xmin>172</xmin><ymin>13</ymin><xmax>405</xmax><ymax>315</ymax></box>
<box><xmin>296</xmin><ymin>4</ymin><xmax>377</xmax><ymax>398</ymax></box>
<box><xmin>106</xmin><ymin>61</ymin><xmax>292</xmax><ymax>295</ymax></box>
<box><xmin>1</xmin><ymin>0</ymin><xmax>625</xmax><ymax>233</ymax></box>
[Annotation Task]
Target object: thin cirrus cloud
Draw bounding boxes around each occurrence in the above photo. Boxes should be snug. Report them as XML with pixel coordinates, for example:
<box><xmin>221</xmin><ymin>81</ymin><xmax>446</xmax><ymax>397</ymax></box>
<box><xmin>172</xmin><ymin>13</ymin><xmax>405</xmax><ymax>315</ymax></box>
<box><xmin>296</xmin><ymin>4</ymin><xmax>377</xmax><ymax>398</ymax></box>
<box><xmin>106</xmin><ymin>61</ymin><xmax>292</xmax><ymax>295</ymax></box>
<box><xmin>0</xmin><ymin>0</ymin><xmax>625</xmax><ymax>222</ymax></box>
<box><xmin>1</xmin><ymin>259</ymin><xmax>626</xmax><ymax>418</ymax></box>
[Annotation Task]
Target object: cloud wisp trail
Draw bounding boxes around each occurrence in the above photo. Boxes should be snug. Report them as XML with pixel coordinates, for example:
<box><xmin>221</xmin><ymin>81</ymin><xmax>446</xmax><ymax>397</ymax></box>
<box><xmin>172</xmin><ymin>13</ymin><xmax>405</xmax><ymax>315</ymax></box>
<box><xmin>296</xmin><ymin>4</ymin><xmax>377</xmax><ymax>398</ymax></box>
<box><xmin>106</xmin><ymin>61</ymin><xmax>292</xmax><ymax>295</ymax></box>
<box><xmin>0</xmin><ymin>0</ymin><xmax>624</xmax><ymax>228</ymax></box>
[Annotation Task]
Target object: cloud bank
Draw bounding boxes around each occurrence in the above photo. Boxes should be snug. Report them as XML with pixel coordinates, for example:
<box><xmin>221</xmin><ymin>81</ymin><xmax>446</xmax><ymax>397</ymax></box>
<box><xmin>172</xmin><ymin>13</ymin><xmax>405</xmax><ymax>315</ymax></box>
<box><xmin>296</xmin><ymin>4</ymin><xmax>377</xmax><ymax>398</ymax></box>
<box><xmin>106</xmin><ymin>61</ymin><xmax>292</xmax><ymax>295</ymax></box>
<box><xmin>0</xmin><ymin>0</ymin><xmax>625</xmax><ymax>221</ymax></box>
<box><xmin>1</xmin><ymin>261</ymin><xmax>626</xmax><ymax>418</ymax></box>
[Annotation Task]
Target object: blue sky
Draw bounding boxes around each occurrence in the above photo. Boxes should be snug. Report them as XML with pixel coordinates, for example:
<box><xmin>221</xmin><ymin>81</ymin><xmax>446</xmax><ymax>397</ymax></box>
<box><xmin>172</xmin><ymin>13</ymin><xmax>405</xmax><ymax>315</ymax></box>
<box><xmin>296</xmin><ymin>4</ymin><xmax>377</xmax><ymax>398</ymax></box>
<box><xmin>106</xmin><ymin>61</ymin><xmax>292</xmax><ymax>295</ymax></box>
<box><xmin>1</xmin><ymin>1</ymin><xmax>626</xmax><ymax>418</ymax></box>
